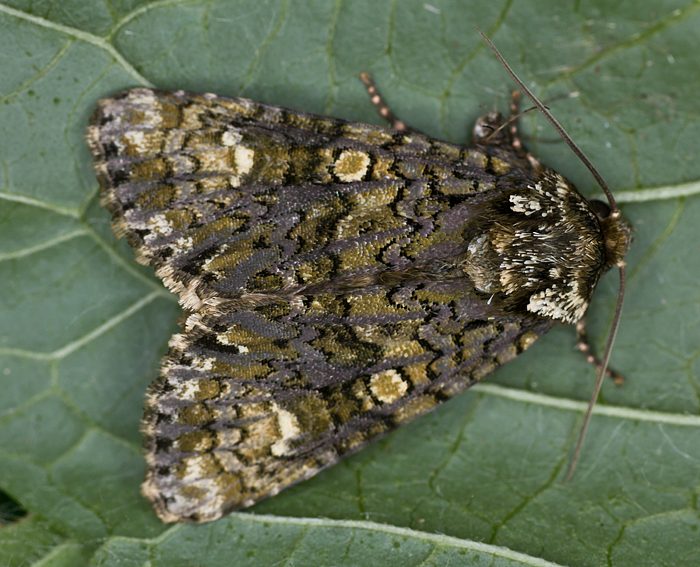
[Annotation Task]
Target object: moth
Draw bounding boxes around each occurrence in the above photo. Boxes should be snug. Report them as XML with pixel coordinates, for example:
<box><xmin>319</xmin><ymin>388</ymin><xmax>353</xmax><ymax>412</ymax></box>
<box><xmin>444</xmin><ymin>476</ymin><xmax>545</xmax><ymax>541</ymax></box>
<box><xmin>87</xmin><ymin>42</ymin><xmax>630</xmax><ymax>523</ymax></box>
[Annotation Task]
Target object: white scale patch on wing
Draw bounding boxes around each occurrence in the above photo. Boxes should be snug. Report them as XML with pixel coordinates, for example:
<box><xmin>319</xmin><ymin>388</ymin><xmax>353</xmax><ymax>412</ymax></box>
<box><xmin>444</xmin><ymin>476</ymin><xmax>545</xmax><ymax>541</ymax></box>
<box><xmin>229</xmin><ymin>146</ymin><xmax>255</xmax><ymax>187</ymax></box>
<box><xmin>270</xmin><ymin>403</ymin><xmax>302</xmax><ymax>457</ymax></box>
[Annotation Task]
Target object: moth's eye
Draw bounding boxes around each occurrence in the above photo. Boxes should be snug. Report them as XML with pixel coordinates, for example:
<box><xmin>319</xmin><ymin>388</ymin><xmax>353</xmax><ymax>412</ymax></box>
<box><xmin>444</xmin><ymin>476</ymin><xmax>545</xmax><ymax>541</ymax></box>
<box><xmin>590</xmin><ymin>199</ymin><xmax>611</xmax><ymax>219</ymax></box>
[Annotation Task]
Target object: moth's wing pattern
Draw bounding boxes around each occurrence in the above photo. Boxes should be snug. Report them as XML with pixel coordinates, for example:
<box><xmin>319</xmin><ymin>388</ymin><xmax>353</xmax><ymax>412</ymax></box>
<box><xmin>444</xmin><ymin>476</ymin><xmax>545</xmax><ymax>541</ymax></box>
<box><xmin>149</xmin><ymin>284</ymin><xmax>550</xmax><ymax>522</ymax></box>
<box><xmin>88</xmin><ymin>88</ymin><xmax>552</xmax><ymax>522</ymax></box>
<box><xmin>91</xmin><ymin>89</ymin><xmax>470</xmax><ymax>306</ymax></box>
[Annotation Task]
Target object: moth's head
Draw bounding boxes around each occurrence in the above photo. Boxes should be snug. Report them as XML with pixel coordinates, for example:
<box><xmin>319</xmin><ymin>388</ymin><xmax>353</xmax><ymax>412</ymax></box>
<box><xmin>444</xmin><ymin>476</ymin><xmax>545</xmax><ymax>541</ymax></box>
<box><xmin>588</xmin><ymin>199</ymin><xmax>631</xmax><ymax>271</ymax></box>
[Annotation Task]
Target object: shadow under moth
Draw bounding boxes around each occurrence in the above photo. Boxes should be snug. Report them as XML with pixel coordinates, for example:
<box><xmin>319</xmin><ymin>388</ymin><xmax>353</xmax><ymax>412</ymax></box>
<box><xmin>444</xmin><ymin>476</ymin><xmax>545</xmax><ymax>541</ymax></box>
<box><xmin>87</xmin><ymin>39</ymin><xmax>630</xmax><ymax>523</ymax></box>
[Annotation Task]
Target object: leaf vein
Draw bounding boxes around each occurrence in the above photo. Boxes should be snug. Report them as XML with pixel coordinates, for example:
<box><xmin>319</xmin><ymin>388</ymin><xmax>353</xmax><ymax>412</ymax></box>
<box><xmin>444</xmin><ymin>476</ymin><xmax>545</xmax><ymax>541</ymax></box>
<box><xmin>0</xmin><ymin>2</ymin><xmax>153</xmax><ymax>87</ymax></box>
<box><xmin>473</xmin><ymin>383</ymin><xmax>700</xmax><ymax>426</ymax></box>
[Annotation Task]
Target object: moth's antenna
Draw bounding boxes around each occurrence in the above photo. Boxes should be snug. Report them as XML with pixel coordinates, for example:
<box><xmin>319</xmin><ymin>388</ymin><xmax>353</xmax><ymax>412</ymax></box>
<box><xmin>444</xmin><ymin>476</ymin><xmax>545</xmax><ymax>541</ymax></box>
<box><xmin>478</xmin><ymin>31</ymin><xmax>618</xmax><ymax>213</ymax></box>
<box><xmin>565</xmin><ymin>265</ymin><xmax>625</xmax><ymax>480</ymax></box>
<box><xmin>479</xmin><ymin>31</ymin><xmax>627</xmax><ymax>479</ymax></box>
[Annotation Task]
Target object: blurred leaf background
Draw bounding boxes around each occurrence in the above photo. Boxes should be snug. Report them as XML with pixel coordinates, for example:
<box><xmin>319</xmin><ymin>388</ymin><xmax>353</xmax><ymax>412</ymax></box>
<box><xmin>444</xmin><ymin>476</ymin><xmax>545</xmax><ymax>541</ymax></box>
<box><xmin>1</xmin><ymin>1</ymin><xmax>699</xmax><ymax>565</ymax></box>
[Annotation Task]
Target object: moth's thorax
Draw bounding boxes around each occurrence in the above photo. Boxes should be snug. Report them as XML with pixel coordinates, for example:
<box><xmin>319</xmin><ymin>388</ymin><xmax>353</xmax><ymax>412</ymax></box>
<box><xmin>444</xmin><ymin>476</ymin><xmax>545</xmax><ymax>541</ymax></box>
<box><xmin>462</xmin><ymin>170</ymin><xmax>609</xmax><ymax>324</ymax></box>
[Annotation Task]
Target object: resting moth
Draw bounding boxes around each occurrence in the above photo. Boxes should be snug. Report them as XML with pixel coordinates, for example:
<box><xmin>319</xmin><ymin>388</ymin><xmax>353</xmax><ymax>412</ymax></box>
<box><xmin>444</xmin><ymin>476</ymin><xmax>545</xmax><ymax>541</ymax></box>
<box><xmin>87</xmin><ymin>48</ymin><xmax>630</xmax><ymax>523</ymax></box>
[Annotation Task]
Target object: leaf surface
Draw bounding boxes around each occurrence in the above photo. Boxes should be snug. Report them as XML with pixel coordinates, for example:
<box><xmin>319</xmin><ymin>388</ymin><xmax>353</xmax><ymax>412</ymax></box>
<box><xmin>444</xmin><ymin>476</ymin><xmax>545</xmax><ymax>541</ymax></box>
<box><xmin>1</xmin><ymin>1</ymin><xmax>700</xmax><ymax>565</ymax></box>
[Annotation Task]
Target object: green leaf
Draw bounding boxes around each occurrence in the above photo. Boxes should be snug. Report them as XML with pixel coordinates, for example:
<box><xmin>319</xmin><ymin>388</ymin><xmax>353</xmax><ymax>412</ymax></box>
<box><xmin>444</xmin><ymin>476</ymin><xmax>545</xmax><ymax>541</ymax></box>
<box><xmin>2</xmin><ymin>1</ymin><xmax>699</xmax><ymax>565</ymax></box>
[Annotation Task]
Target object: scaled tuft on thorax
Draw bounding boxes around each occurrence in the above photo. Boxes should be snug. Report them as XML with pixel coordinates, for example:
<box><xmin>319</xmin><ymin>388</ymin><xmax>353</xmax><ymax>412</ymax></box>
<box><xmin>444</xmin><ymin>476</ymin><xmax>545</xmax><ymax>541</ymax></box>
<box><xmin>462</xmin><ymin>170</ymin><xmax>610</xmax><ymax>324</ymax></box>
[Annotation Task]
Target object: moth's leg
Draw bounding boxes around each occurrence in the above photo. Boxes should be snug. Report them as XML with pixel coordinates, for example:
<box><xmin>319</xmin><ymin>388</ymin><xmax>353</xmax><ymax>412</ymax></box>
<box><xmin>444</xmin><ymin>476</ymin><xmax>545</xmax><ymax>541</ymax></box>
<box><xmin>576</xmin><ymin>319</ymin><xmax>625</xmax><ymax>385</ymax></box>
<box><xmin>359</xmin><ymin>73</ymin><xmax>408</xmax><ymax>131</ymax></box>
<box><xmin>508</xmin><ymin>90</ymin><xmax>525</xmax><ymax>152</ymax></box>
<box><xmin>506</xmin><ymin>90</ymin><xmax>544</xmax><ymax>170</ymax></box>
<box><xmin>473</xmin><ymin>92</ymin><xmax>541</xmax><ymax>170</ymax></box>
<box><xmin>500</xmin><ymin>91</ymin><xmax>575</xmax><ymax>147</ymax></box>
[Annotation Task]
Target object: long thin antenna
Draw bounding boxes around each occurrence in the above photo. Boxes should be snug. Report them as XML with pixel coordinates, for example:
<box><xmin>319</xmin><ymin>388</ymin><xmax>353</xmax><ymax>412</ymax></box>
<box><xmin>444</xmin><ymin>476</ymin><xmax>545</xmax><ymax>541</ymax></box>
<box><xmin>478</xmin><ymin>31</ymin><xmax>619</xmax><ymax>213</ymax></box>
<box><xmin>565</xmin><ymin>265</ymin><xmax>626</xmax><ymax>480</ymax></box>
<box><xmin>479</xmin><ymin>31</ymin><xmax>628</xmax><ymax>480</ymax></box>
